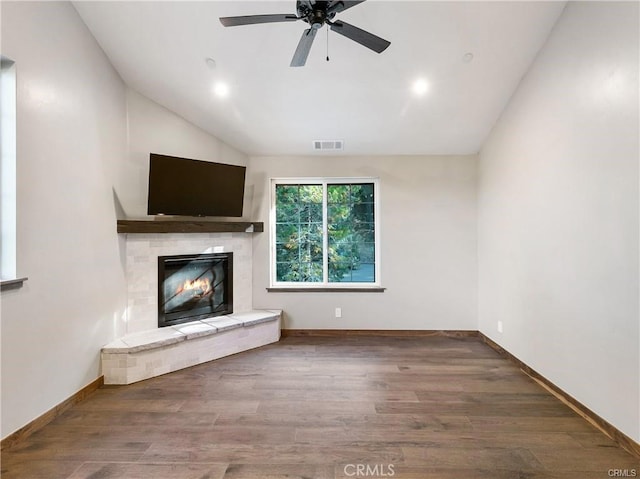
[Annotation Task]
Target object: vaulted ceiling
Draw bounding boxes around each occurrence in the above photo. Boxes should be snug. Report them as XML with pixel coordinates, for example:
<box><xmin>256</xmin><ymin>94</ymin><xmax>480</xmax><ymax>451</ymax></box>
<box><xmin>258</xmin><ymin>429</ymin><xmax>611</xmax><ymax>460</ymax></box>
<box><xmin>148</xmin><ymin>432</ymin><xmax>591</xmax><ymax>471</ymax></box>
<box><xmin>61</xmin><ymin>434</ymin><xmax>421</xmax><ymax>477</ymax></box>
<box><xmin>73</xmin><ymin>1</ymin><xmax>566</xmax><ymax>156</ymax></box>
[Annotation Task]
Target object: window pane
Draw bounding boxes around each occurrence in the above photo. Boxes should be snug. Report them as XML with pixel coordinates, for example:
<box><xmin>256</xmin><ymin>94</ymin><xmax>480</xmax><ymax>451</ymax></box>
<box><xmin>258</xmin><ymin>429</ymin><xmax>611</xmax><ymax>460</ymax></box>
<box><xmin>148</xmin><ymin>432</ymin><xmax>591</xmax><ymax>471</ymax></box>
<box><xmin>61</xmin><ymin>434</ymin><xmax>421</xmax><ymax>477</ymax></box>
<box><xmin>351</xmin><ymin>183</ymin><xmax>374</xmax><ymax>203</ymax></box>
<box><xmin>329</xmin><ymin>261</ymin><xmax>352</xmax><ymax>282</ymax></box>
<box><xmin>276</xmin><ymin>202</ymin><xmax>298</xmax><ymax>223</ymax></box>
<box><xmin>299</xmin><ymin>223</ymin><xmax>322</xmax><ymax>242</ymax></box>
<box><xmin>275</xmin><ymin>223</ymin><xmax>297</xmax><ymax>244</ymax></box>
<box><xmin>327</xmin><ymin>184</ymin><xmax>349</xmax><ymax>204</ymax></box>
<box><xmin>299</xmin><ymin>185</ymin><xmax>323</xmax><ymax>203</ymax></box>
<box><xmin>355</xmin><ymin>223</ymin><xmax>375</xmax><ymax>243</ymax></box>
<box><xmin>276</xmin><ymin>262</ymin><xmax>297</xmax><ymax>282</ymax></box>
<box><xmin>327</xmin><ymin>183</ymin><xmax>375</xmax><ymax>284</ymax></box>
<box><xmin>275</xmin><ymin>184</ymin><xmax>323</xmax><ymax>283</ymax></box>
<box><xmin>352</xmin><ymin>203</ymin><xmax>374</xmax><ymax>223</ymax></box>
<box><xmin>358</xmin><ymin>243</ymin><xmax>375</xmax><ymax>262</ymax></box>
<box><xmin>274</xmin><ymin>181</ymin><xmax>376</xmax><ymax>285</ymax></box>
<box><xmin>276</xmin><ymin>244</ymin><xmax>297</xmax><ymax>262</ymax></box>
<box><xmin>299</xmin><ymin>241</ymin><xmax>323</xmax><ymax>262</ymax></box>
<box><xmin>350</xmin><ymin>263</ymin><xmax>375</xmax><ymax>282</ymax></box>
<box><xmin>276</xmin><ymin>185</ymin><xmax>299</xmax><ymax>203</ymax></box>
<box><xmin>276</xmin><ymin>261</ymin><xmax>323</xmax><ymax>283</ymax></box>
<box><xmin>299</xmin><ymin>202</ymin><xmax>322</xmax><ymax>223</ymax></box>
<box><xmin>327</xmin><ymin>205</ymin><xmax>351</xmax><ymax>235</ymax></box>
<box><xmin>328</xmin><ymin>247</ymin><xmax>376</xmax><ymax>283</ymax></box>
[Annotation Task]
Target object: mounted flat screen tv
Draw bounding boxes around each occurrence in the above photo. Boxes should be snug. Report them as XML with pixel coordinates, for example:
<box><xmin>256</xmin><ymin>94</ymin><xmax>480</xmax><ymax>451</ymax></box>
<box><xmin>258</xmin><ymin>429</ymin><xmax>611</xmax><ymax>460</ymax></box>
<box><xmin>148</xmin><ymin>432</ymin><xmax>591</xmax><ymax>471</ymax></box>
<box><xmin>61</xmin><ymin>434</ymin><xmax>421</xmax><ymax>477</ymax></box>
<box><xmin>147</xmin><ymin>153</ymin><xmax>246</xmax><ymax>217</ymax></box>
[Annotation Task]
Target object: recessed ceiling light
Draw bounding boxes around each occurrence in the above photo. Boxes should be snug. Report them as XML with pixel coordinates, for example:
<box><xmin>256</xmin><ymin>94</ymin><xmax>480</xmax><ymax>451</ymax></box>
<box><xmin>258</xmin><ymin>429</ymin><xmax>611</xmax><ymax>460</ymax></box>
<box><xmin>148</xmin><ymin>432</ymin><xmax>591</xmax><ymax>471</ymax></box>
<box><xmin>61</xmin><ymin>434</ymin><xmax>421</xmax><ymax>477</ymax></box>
<box><xmin>412</xmin><ymin>79</ymin><xmax>429</xmax><ymax>96</ymax></box>
<box><xmin>205</xmin><ymin>57</ymin><xmax>217</xmax><ymax>70</ymax></box>
<box><xmin>213</xmin><ymin>82</ymin><xmax>229</xmax><ymax>98</ymax></box>
<box><xmin>463</xmin><ymin>52</ymin><xmax>474</xmax><ymax>63</ymax></box>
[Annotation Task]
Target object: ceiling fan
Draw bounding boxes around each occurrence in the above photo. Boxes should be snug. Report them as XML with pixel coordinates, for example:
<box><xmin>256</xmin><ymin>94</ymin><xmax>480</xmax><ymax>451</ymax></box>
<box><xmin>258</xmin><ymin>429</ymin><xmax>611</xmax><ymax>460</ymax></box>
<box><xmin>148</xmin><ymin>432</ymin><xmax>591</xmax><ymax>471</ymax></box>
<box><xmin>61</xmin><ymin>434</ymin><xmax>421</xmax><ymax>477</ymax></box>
<box><xmin>219</xmin><ymin>0</ymin><xmax>390</xmax><ymax>67</ymax></box>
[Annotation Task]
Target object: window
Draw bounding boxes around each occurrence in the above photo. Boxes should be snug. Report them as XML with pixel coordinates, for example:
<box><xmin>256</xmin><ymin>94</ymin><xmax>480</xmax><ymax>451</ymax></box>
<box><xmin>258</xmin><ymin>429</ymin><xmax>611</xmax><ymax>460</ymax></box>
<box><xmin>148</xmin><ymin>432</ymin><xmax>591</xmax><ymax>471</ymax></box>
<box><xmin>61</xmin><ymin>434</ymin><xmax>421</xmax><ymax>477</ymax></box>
<box><xmin>1</xmin><ymin>56</ymin><xmax>17</xmax><ymax>283</ymax></box>
<box><xmin>271</xmin><ymin>178</ymin><xmax>380</xmax><ymax>288</ymax></box>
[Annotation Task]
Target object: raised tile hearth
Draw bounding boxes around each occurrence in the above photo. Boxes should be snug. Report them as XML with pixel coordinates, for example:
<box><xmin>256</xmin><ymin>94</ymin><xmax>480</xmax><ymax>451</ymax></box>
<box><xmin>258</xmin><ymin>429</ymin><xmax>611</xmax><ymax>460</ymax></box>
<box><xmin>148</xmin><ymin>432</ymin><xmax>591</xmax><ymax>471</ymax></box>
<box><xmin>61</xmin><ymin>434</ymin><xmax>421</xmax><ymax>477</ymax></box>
<box><xmin>101</xmin><ymin>310</ymin><xmax>281</xmax><ymax>385</ymax></box>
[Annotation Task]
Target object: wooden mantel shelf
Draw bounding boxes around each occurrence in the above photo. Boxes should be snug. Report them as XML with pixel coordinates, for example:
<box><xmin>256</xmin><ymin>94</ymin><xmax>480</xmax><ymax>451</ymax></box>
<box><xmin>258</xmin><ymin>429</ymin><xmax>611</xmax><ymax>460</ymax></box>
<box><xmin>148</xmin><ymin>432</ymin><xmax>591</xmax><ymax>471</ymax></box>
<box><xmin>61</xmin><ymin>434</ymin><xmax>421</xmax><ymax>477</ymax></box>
<box><xmin>117</xmin><ymin>219</ymin><xmax>264</xmax><ymax>234</ymax></box>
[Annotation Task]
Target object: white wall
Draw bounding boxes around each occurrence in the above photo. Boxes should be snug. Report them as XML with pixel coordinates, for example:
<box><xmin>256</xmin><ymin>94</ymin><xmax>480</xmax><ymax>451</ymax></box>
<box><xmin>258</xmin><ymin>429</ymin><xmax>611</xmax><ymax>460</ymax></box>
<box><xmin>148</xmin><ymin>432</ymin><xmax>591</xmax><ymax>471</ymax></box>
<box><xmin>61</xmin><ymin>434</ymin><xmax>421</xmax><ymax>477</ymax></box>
<box><xmin>121</xmin><ymin>88</ymin><xmax>250</xmax><ymax>219</ymax></box>
<box><xmin>249</xmin><ymin>155</ymin><xmax>477</xmax><ymax>330</ymax></box>
<box><xmin>0</xmin><ymin>1</ymin><xmax>128</xmax><ymax>438</ymax></box>
<box><xmin>478</xmin><ymin>1</ymin><xmax>639</xmax><ymax>442</ymax></box>
<box><xmin>0</xmin><ymin>2</ymin><xmax>249</xmax><ymax>440</ymax></box>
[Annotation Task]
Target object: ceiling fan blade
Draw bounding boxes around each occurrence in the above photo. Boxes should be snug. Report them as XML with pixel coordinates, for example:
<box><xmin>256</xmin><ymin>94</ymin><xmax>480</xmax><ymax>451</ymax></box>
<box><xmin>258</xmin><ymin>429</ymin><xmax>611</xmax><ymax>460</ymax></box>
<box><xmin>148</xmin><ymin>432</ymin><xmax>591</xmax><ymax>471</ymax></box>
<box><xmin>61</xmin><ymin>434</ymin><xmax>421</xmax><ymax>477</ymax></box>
<box><xmin>220</xmin><ymin>14</ymin><xmax>298</xmax><ymax>27</ymax></box>
<box><xmin>290</xmin><ymin>28</ymin><xmax>318</xmax><ymax>67</ymax></box>
<box><xmin>329</xmin><ymin>20</ymin><xmax>390</xmax><ymax>53</ymax></box>
<box><xmin>327</xmin><ymin>1</ymin><xmax>366</xmax><ymax>15</ymax></box>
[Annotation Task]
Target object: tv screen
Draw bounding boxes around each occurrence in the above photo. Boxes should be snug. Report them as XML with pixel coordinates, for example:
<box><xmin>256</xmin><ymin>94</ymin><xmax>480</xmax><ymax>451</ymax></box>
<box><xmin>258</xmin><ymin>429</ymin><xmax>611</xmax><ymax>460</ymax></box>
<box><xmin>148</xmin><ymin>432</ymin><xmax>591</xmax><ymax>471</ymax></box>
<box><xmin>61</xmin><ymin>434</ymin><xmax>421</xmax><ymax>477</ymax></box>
<box><xmin>147</xmin><ymin>153</ymin><xmax>246</xmax><ymax>217</ymax></box>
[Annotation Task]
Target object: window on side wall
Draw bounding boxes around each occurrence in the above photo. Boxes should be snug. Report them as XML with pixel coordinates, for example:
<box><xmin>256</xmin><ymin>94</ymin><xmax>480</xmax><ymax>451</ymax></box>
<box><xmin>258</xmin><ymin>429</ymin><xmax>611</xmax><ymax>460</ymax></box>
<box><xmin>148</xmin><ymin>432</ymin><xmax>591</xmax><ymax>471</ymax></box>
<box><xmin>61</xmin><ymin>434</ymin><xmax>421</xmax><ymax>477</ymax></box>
<box><xmin>1</xmin><ymin>56</ymin><xmax>18</xmax><ymax>287</ymax></box>
<box><xmin>270</xmin><ymin>178</ymin><xmax>380</xmax><ymax>289</ymax></box>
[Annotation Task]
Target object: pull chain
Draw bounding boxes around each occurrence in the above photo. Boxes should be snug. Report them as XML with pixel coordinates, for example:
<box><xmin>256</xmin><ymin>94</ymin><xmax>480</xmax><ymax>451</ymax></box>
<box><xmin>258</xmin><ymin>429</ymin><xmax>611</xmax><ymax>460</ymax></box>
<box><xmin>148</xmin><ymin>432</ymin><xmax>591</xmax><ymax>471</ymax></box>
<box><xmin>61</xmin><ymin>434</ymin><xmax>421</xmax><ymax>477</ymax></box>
<box><xmin>326</xmin><ymin>26</ymin><xmax>330</xmax><ymax>62</ymax></box>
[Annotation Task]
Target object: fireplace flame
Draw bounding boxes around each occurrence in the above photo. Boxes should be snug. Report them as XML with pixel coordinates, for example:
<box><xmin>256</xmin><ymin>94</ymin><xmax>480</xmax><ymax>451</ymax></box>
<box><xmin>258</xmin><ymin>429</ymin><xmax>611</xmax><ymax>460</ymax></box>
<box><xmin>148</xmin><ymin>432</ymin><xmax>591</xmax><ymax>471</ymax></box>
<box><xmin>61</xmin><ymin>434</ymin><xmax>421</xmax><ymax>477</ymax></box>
<box><xmin>178</xmin><ymin>278</ymin><xmax>212</xmax><ymax>296</ymax></box>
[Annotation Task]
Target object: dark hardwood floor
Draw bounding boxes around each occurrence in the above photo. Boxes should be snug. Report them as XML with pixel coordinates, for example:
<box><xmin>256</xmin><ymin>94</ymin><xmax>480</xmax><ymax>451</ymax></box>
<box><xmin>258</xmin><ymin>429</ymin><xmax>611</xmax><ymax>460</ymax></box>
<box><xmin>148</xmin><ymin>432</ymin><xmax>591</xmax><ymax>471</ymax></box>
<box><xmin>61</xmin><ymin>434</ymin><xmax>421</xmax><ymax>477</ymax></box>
<box><xmin>2</xmin><ymin>336</ymin><xmax>638</xmax><ymax>478</ymax></box>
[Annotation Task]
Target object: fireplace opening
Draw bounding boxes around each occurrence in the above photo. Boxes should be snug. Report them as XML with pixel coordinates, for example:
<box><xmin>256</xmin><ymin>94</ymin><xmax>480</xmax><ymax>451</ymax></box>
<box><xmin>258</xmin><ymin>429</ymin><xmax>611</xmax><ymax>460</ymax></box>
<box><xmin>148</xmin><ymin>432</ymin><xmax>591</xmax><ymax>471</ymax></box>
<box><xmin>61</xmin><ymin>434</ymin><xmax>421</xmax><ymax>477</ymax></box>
<box><xmin>158</xmin><ymin>252</ymin><xmax>233</xmax><ymax>328</ymax></box>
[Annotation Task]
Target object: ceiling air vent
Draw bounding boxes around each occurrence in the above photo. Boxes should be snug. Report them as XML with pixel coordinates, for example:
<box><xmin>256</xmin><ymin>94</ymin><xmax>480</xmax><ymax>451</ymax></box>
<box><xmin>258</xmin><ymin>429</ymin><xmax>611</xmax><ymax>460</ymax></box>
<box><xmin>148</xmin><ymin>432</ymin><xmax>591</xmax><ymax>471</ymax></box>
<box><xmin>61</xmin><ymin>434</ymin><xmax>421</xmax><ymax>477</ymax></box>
<box><xmin>313</xmin><ymin>140</ymin><xmax>344</xmax><ymax>152</ymax></box>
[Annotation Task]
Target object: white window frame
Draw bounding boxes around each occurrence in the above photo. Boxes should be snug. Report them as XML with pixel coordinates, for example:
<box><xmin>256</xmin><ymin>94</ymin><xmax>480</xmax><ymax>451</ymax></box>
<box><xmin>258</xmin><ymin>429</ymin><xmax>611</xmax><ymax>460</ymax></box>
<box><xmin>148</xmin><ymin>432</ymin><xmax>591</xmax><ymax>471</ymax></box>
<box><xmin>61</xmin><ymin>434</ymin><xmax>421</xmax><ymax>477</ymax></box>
<box><xmin>1</xmin><ymin>56</ymin><xmax>17</xmax><ymax>282</ymax></box>
<box><xmin>270</xmin><ymin>177</ymin><xmax>381</xmax><ymax>289</ymax></box>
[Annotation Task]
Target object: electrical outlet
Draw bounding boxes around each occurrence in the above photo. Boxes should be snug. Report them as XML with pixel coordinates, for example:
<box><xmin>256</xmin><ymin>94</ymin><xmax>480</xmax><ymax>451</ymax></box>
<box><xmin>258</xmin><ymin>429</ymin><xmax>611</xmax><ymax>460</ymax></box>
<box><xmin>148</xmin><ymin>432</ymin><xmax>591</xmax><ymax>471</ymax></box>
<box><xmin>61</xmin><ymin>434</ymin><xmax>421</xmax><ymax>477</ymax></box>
<box><xmin>335</xmin><ymin>307</ymin><xmax>342</xmax><ymax>318</ymax></box>
<box><xmin>497</xmin><ymin>321</ymin><xmax>503</xmax><ymax>333</ymax></box>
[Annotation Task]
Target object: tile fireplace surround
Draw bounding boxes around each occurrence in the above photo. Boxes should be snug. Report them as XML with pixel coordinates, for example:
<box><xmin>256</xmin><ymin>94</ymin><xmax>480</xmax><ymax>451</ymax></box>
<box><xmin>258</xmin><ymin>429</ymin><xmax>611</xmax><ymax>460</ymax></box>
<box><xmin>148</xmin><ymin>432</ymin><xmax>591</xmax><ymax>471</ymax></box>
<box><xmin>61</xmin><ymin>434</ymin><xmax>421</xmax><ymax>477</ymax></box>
<box><xmin>124</xmin><ymin>232</ymin><xmax>253</xmax><ymax>333</ymax></box>
<box><xmin>102</xmin><ymin>230</ymin><xmax>281</xmax><ymax>385</ymax></box>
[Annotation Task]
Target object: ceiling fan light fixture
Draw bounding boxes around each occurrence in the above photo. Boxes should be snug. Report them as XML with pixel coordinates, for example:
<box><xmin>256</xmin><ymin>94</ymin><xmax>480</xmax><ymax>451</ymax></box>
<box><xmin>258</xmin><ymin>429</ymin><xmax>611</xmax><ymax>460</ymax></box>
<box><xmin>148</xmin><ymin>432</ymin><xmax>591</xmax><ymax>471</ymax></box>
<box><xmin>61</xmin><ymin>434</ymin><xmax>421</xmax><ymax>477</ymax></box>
<box><xmin>219</xmin><ymin>0</ymin><xmax>390</xmax><ymax>67</ymax></box>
